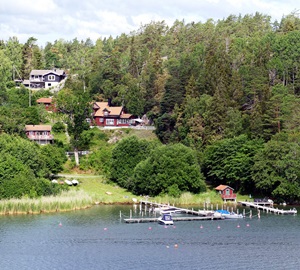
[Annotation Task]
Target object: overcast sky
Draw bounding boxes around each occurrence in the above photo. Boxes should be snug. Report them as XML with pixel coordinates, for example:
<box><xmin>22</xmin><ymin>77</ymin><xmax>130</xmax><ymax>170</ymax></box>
<box><xmin>0</xmin><ymin>0</ymin><xmax>299</xmax><ymax>46</ymax></box>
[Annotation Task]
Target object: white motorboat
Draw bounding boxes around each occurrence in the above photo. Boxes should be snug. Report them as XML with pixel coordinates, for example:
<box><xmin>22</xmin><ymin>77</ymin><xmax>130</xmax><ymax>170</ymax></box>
<box><xmin>155</xmin><ymin>206</ymin><xmax>182</xmax><ymax>215</ymax></box>
<box><xmin>158</xmin><ymin>214</ymin><xmax>174</xmax><ymax>225</ymax></box>
<box><xmin>215</xmin><ymin>210</ymin><xmax>244</xmax><ymax>219</ymax></box>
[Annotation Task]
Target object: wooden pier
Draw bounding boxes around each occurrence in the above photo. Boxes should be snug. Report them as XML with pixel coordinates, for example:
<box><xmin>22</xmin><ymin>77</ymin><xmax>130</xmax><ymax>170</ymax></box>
<box><xmin>239</xmin><ymin>201</ymin><xmax>297</xmax><ymax>215</ymax></box>
<box><xmin>124</xmin><ymin>215</ymin><xmax>222</xmax><ymax>223</ymax></box>
<box><xmin>122</xmin><ymin>200</ymin><xmax>233</xmax><ymax>223</ymax></box>
<box><xmin>139</xmin><ymin>200</ymin><xmax>215</xmax><ymax>216</ymax></box>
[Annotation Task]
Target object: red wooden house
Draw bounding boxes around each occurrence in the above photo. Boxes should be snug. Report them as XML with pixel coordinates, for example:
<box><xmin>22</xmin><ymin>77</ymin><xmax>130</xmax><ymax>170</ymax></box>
<box><xmin>25</xmin><ymin>125</ymin><xmax>54</xmax><ymax>145</ymax></box>
<box><xmin>92</xmin><ymin>101</ymin><xmax>134</xmax><ymax>127</ymax></box>
<box><xmin>36</xmin><ymin>97</ymin><xmax>56</xmax><ymax>111</ymax></box>
<box><xmin>215</xmin><ymin>185</ymin><xmax>237</xmax><ymax>202</ymax></box>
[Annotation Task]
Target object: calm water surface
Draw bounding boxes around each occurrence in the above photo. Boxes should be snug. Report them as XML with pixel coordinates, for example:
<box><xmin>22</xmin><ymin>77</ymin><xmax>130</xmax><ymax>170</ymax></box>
<box><xmin>0</xmin><ymin>205</ymin><xmax>299</xmax><ymax>270</ymax></box>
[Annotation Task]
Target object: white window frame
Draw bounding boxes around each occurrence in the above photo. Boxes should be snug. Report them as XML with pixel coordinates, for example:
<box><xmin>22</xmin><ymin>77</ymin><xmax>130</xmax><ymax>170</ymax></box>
<box><xmin>106</xmin><ymin>119</ymin><xmax>114</xmax><ymax>125</ymax></box>
<box><xmin>48</xmin><ymin>75</ymin><xmax>55</xmax><ymax>81</ymax></box>
<box><xmin>117</xmin><ymin>119</ymin><xmax>129</xmax><ymax>124</ymax></box>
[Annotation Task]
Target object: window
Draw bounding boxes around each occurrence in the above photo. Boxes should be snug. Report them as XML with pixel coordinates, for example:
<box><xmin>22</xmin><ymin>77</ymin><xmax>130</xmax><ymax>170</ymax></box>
<box><xmin>48</xmin><ymin>75</ymin><xmax>55</xmax><ymax>81</ymax></box>
<box><xmin>117</xmin><ymin>119</ymin><xmax>129</xmax><ymax>124</ymax></box>
<box><xmin>226</xmin><ymin>189</ymin><xmax>230</xmax><ymax>195</ymax></box>
<box><xmin>106</xmin><ymin>119</ymin><xmax>114</xmax><ymax>125</ymax></box>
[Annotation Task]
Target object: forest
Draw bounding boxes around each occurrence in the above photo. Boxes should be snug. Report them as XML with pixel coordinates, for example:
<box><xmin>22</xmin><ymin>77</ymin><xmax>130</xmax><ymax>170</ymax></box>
<box><xmin>1</xmin><ymin>12</ymin><xmax>300</xmax><ymax>203</ymax></box>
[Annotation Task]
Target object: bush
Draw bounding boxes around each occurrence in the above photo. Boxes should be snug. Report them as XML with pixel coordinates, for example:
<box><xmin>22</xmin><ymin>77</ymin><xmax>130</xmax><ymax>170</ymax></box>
<box><xmin>132</xmin><ymin>143</ymin><xmax>206</xmax><ymax>196</ymax></box>
<box><xmin>52</xmin><ymin>121</ymin><xmax>66</xmax><ymax>133</ymax></box>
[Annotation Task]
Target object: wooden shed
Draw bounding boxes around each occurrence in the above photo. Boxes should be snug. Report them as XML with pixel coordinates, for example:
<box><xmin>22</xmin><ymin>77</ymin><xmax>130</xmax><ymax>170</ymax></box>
<box><xmin>215</xmin><ymin>185</ymin><xmax>237</xmax><ymax>202</ymax></box>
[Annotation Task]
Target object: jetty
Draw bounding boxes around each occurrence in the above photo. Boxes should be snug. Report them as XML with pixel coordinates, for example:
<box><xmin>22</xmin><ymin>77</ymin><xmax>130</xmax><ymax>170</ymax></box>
<box><xmin>122</xmin><ymin>200</ymin><xmax>236</xmax><ymax>223</ymax></box>
<box><xmin>239</xmin><ymin>201</ymin><xmax>297</xmax><ymax>215</ymax></box>
<box><xmin>139</xmin><ymin>200</ymin><xmax>216</xmax><ymax>216</ymax></box>
<box><xmin>124</xmin><ymin>215</ymin><xmax>221</xmax><ymax>223</ymax></box>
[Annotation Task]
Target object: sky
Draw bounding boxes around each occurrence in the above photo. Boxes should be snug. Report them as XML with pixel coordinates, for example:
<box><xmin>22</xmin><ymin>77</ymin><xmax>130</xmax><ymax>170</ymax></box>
<box><xmin>0</xmin><ymin>0</ymin><xmax>299</xmax><ymax>47</ymax></box>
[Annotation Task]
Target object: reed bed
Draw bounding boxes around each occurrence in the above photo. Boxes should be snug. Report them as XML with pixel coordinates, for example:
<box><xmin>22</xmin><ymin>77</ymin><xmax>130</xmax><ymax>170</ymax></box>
<box><xmin>0</xmin><ymin>190</ymin><xmax>94</xmax><ymax>215</ymax></box>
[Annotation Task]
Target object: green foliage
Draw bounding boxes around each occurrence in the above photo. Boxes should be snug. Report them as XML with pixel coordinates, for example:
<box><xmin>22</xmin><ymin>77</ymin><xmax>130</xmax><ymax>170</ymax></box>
<box><xmin>40</xmin><ymin>144</ymin><xmax>67</xmax><ymax>175</ymax></box>
<box><xmin>202</xmin><ymin>135</ymin><xmax>264</xmax><ymax>193</ymax></box>
<box><xmin>0</xmin><ymin>134</ymin><xmax>67</xmax><ymax>199</ymax></box>
<box><xmin>132</xmin><ymin>143</ymin><xmax>206</xmax><ymax>196</ymax></box>
<box><xmin>52</xmin><ymin>121</ymin><xmax>66</xmax><ymax>133</ymax></box>
<box><xmin>110</xmin><ymin>136</ymin><xmax>157</xmax><ymax>188</ymax></box>
<box><xmin>252</xmin><ymin>136</ymin><xmax>300</xmax><ymax>202</ymax></box>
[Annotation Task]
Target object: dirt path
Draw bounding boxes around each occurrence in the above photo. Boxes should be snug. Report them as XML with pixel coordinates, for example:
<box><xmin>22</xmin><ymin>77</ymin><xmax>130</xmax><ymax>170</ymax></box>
<box><xmin>57</xmin><ymin>173</ymin><xmax>102</xmax><ymax>179</ymax></box>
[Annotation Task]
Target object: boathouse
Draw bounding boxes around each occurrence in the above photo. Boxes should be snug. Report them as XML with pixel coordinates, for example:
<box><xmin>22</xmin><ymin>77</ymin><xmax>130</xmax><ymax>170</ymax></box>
<box><xmin>215</xmin><ymin>185</ymin><xmax>237</xmax><ymax>202</ymax></box>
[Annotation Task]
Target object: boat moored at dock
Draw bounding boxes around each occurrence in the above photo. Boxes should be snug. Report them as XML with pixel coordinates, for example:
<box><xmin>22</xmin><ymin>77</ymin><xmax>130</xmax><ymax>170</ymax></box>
<box><xmin>158</xmin><ymin>214</ymin><xmax>174</xmax><ymax>225</ymax></box>
<box><xmin>215</xmin><ymin>209</ymin><xmax>244</xmax><ymax>219</ymax></box>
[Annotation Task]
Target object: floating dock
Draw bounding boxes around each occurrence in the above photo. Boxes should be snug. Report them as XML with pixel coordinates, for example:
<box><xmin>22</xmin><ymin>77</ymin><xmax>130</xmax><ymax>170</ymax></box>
<box><xmin>239</xmin><ymin>201</ymin><xmax>297</xmax><ymax>215</ymax></box>
<box><xmin>124</xmin><ymin>215</ymin><xmax>222</xmax><ymax>223</ymax></box>
<box><xmin>123</xmin><ymin>200</ymin><xmax>228</xmax><ymax>223</ymax></box>
<box><xmin>139</xmin><ymin>200</ymin><xmax>215</xmax><ymax>216</ymax></box>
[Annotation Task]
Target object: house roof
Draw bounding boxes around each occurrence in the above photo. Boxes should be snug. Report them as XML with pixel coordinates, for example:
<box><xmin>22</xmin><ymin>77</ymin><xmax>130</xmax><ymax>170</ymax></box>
<box><xmin>30</xmin><ymin>69</ymin><xmax>65</xmax><ymax>76</ymax></box>
<box><xmin>215</xmin><ymin>185</ymin><xmax>234</xmax><ymax>191</ymax></box>
<box><xmin>93</xmin><ymin>102</ymin><xmax>123</xmax><ymax>117</ymax></box>
<box><xmin>37</xmin><ymin>97</ymin><xmax>52</xmax><ymax>104</ymax></box>
<box><xmin>25</xmin><ymin>125</ymin><xmax>52</xmax><ymax>131</ymax></box>
<box><xmin>120</xmin><ymin>113</ymin><xmax>133</xmax><ymax>119</ymax></box>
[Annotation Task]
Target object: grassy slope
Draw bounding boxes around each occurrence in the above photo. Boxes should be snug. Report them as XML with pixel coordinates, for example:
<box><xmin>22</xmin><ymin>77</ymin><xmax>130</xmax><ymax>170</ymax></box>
<box><xmin>59</xmin><ymin>128</ymin><xmax>249</xmax><ymax>205</ymax></box>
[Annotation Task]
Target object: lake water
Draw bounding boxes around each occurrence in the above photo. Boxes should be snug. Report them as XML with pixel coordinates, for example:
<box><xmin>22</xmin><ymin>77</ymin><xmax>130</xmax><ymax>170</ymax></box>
<box><xmin>0</xmin><ymin>204</ymin><xmax>299</xmax><ymax>270</ymax></box>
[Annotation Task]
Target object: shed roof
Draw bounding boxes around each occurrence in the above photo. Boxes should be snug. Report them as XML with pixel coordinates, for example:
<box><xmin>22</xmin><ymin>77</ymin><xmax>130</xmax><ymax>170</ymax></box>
<box><xmin>37</xmin><ymin>97</ymin><xmax>52</xmax><ymax>104</ymax></box>
<box><xmin>215</xmin><ymin>185</ymin><xmax>234</xmax><ymax>191</ymax></box>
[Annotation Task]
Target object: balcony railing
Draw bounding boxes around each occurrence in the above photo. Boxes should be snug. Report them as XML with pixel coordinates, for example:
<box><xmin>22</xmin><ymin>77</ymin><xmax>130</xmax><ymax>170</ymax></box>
<box><xmin>27</xmin><ymin>135</ymin><xmax>53</xmax><ymax>140</ymax></box>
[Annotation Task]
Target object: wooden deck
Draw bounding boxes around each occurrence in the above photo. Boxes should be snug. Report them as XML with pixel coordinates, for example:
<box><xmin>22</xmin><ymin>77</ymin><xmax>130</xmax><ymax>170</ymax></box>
<box><xmin>238</xmin><ymin>201</ymin><xmax>297</xmax><ymax>215</ymax></box>
<box><xmin>139</xmin><ymin>200</ymin><xmax>215</xmax><ymax>216</ymax></box>
<box><xmin>124</xmin><ymin>215</ymin><xmax>222</xmax><ymax>223</ymax></box>
<box><xmin>123</xmin><ymin>200</ymin><xmax>225</xmax><ymax>223</ymax></box>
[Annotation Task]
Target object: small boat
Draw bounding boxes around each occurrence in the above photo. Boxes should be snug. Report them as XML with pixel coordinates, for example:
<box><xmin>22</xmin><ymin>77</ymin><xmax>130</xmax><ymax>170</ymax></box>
<box><xmin>216</xmin><ymin>210</ymin><xmax>244</xmax><ymax>219</ymax></box>
<box><xmin>160</xmin><ymin>207</ymin><xmax>182</xmax><ymax>215</ymax></box>
<box><xmin>158</xmin><ymin>214</ymin><xmax>174</xmax><ymax>225</ymax></box>
<box><xmin>64</xmin><ymin>179</ymin><xmax>73</xmax><ymax>186</ymax></box>
<box><xmin>71</xmin><ymin>179</ymin><xmax>79</xmax><ymax>186</ymax></box>
<box><xmin>154</xmin><ymin>205</ymin><xmax>182</xmax><ymax>215</ymax></box>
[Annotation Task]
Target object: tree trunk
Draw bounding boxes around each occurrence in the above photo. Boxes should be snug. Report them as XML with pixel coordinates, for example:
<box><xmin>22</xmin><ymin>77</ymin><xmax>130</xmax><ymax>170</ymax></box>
<box><xmin>74</xmin><ymin>148</ymin><xmax>80</xmax><ymax>166</ymax></box>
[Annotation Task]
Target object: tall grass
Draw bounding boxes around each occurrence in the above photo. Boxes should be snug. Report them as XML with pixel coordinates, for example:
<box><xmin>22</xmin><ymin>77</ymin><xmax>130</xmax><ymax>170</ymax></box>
<box><xmin>0</xmin><ymin>190</ymin><xmax>94</xmax><ymax>215</ymax></box>
<box><xmin>152</xmin><ymin>190</ymin><xmax>226</xmax><ymax>207</ymax></box>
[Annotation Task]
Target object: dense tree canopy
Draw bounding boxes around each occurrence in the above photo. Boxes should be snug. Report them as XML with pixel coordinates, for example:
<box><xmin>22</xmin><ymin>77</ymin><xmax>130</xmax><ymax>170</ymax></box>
<box><xmin>2</xmin><ymin>12</ymin><xmax>300</xmax><ymax>201</ymax></box>
<box><xmin>110</xmin><ymin>136</ymin><xmax>158</xmax><ymax>189</ymax></box>
<box><xmin>0</xmin><ymin>134</ymin><xmax>67</xmax><ymax>199</ymax></box>
<box><xmin>132</xmin><ymin>143</ymin><xmax>206</xmax><ymax>196</ymax></box>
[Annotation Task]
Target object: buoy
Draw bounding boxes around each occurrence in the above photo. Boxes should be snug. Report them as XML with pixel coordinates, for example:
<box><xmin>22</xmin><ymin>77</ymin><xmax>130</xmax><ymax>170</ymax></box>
<box><xmin>217</xmin><ymin>225</ymin><xmax>221</xmax><ymax>229</ymax></box>
<box><xmin>173</xmin><ymin>225</ymin><xmax>176</xmax><ymax>229</ymax></box>
<box><xmin>148</xmin><ymin>227</ymin><xmax>152</xmax><ymax>230</ymax></box>
<box><xmin>164</xmin><ymin>225</ymin><xmax>168</xmax><ymax>229</ymax></box>
<box><xmin>237</xmin><ymin>224</ymin><xmax>240</xmax><ymax>228</ymax></box>
<box><xmin>104</xmin><ymin>228</ymin><xmax>108</xmax><ymax>231</ymax></box>
<box><xmin>174</xmin><ymin>244</ymin><xmax>178</xmax><ymax>248</ymax></box>
<box><xmin>200</xmin><ymin>225</ymin><xmax>203</xmax><ymax>229</ymax></box>
<box><xmin>59</xmin><ymin>222</ymin><xmax>62</xmax><ymax>226</ymax></box>
<box><xmin>246</xmin><ymin>223</ymin><xmax>250</xmax><ymax>227</ymax></box>
<box><xmin>166</xmin><ymin>245</ymin><xmax>170</xmax><ymax>249</ymax></box>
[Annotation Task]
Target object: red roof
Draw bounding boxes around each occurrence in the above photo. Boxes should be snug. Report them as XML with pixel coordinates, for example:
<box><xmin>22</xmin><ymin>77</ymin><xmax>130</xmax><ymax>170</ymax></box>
<box><xmin>93</xmin><ymin>102</ymin><xmax>126</xmax><ymax>117</ymax></box>
<box><xmin>215</xmin><ymin>185</ymin><xmax>234</xmax><ymax>191</ymax></box>
<box><xmin>37</xmin><ymin>97</ymin><xmax>52</xmax><ymax>104</ymax></box>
